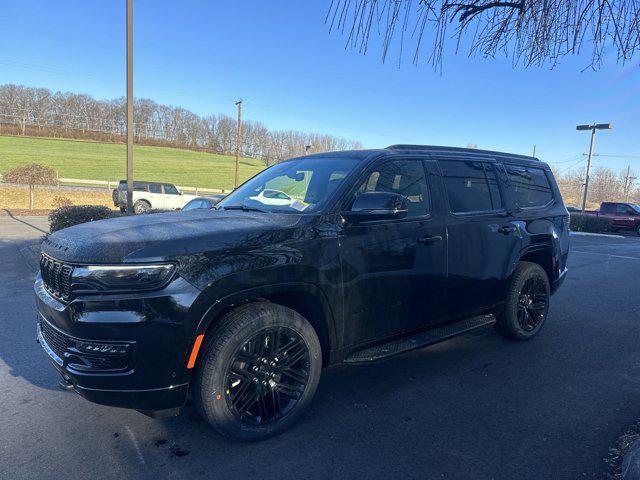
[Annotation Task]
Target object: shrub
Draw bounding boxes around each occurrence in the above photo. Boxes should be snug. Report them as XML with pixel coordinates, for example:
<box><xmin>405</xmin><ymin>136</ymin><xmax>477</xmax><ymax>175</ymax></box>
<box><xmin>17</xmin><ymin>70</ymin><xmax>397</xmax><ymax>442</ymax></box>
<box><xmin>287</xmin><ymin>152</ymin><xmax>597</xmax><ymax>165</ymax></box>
<box><xmin>569</xmin><ymin>213</ymin><xmax>613</xmax><ymax>233</ymax></box>
<box><xmin>49</xmin><ymin>205</ymin><xmax>123</xmax><ymax>233</ymax></box>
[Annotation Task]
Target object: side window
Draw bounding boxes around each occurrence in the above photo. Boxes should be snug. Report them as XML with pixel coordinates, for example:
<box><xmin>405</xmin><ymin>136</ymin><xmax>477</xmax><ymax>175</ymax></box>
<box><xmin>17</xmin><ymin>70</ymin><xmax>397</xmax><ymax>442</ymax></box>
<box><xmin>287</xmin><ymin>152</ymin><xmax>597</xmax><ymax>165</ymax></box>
<box><xmin>164</xmin><ymin>184</ymin><xmax>179</xmax><ymax>195</ymax></box>
<box><xmin>616</xmin><ymin>204</ymin><xmax>632</xmax><ymax>214</ymax></box>
<box><xmin>601</xmin><ymin>203</ymin><xmax>614</xmax><ymax>213</ymax></box>
<box><xmin>148</xmin><ymin>184</ymin><xmax>162</xmax><ymax>194</ymax></box>
<box><xmin>505</xmin><ymin>165</ymin><xmax>553</xmax><ymax>208</ymax></box>
<box><xmin>439</xmin><ymin>160</ymin><xmax>502</xmax><ymax>213</ymax></box>
<box><xmin>355</xmin><ymin>159</ymin><xmax>430</xmax><ymax>218</ymax></box>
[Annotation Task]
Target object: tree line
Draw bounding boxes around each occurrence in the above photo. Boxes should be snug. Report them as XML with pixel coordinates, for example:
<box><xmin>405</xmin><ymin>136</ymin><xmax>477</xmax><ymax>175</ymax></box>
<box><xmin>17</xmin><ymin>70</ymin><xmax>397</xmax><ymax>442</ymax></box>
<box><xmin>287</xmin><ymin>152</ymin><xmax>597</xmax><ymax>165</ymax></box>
<box><xmin>552</xmin><ymin>164</ymin><xmax>640</xmax><ymax>208</ymax></box>
<box><xmin>0</xmin><ymin>84</ymin><xmax>363</xmax><ymax>165</ymax></box>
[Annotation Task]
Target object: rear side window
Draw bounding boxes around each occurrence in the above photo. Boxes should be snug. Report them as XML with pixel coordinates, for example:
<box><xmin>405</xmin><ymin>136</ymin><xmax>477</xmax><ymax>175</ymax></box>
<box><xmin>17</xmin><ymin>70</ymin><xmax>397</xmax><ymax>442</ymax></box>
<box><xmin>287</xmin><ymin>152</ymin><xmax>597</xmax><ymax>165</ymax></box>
<box><xmin>356</xmin><ymin>159</ymin><xmax>430</xmax><ymax>218</ymax></box>
<box><xmin>148</xmin><ymin>184</ymin><xmax>162</xmax><ymax>194</ymax></box>
<box><xmin>439</xmin><ymin>160</ymin><xmax>503</xmax><ymax>213</ymax></box>
<box><xmin>505</xmin><ymin>165</ymin><xmax>553</xmax><ymax>208</ymax></box>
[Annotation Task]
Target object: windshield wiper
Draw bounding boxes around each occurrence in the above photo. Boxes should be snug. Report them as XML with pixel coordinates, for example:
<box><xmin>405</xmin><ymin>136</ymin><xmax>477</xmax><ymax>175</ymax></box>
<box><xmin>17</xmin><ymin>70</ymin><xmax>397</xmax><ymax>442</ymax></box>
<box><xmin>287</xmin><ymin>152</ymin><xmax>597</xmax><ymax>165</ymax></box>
<box><xmin>223</xmin><ymin>205</ymin><xmax>267</xmax><ymax>213</ymax></box>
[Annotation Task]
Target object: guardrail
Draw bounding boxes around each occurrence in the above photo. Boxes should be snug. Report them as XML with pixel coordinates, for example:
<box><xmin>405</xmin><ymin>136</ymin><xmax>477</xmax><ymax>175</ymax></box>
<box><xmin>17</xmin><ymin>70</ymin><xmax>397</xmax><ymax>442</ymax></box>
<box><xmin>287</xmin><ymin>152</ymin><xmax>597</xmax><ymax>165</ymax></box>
<box><xmin>57</xmin><ymin>177</ymin><xmax>230</xmax><ymax>194</ymax></box>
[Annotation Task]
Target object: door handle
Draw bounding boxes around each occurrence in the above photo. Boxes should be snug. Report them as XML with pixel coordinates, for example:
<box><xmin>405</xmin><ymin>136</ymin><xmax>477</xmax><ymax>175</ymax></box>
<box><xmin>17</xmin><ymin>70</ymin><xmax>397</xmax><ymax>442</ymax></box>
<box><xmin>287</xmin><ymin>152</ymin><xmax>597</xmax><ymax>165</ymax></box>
<box><xmin>418</xmin><ymin>235</ymin><xmax>443</xmax><ymax>245</ymax></box>
<box><xmin>498</xmin><ymin>225</ymin><xmax>518</xmax><ymax>235</ymax></box>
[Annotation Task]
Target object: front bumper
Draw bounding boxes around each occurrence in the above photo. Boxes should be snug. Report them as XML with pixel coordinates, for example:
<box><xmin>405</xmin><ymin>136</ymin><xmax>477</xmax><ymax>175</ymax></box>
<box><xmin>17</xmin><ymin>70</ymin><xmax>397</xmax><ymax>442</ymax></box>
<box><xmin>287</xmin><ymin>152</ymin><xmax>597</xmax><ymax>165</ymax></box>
<box><xmin>35</xmin><ymin>274</ymin><xmax>201</xmax><ymax>411</ymax></box>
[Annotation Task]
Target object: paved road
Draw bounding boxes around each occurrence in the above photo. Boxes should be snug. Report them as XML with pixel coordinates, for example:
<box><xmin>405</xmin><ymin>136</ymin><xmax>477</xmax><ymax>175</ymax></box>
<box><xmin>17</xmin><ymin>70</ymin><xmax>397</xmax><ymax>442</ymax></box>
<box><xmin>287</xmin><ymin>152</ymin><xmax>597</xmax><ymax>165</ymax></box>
<box><xmin>1</xmin><ymin>216</ymin><xmax>640</xmax><ymax>479</ymax></box>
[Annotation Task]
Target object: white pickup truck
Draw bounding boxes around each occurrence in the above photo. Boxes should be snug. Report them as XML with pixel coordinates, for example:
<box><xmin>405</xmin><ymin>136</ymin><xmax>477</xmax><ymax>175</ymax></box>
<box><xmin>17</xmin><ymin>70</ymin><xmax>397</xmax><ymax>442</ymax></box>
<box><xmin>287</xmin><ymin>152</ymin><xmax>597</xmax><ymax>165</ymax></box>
<box><xmin>112</xmin><ymin>180</ymin><xmax>199</xmax><ymax>214</ymax></box>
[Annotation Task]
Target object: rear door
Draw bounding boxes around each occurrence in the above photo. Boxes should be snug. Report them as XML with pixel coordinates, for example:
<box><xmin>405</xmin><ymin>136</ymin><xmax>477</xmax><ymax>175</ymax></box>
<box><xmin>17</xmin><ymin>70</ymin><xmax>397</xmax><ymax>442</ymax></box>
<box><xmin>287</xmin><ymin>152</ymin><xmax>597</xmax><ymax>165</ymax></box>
<box><xmin>437</xmin><ymin>157</ymin><xmax>521</xmax><ymax>318</ymax></box>
<box><xmin>147</xmin><ymin>183</ymin><xmax>164</xmax><ymax>209</ymax></box>
<box><xmin>338</xmin><ymin>156</ymin><xmax>448</xmax><ymax>346</ymax></box>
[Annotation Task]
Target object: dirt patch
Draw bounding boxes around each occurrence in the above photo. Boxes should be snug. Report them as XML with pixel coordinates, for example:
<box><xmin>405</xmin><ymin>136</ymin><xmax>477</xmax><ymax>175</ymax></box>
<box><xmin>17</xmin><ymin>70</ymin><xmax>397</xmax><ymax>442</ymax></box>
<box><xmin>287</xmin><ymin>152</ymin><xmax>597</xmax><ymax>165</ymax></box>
<box><xmin>0</xmin><ymin>185</ymin><xmax>114</xmax><ymax>210</ymax></box>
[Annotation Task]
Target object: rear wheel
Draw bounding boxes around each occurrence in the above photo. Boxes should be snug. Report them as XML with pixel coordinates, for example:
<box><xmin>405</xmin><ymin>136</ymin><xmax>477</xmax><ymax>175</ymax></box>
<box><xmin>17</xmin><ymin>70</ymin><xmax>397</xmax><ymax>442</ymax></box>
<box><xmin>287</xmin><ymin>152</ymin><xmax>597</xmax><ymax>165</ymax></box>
<box><xmin>194</xmin><ymin>303</ymin><xmax>322</xmax><ymax>441</ymax></box>
<box><xmin>495</xmin><ymin>262</ymin><xmax>550</xmax><ymax>341</ymax></box>
<box><xmin>636</xmin><ymin>224</ymin><xmax>640</xmax><ymax>236</ymax></box>
<box><xmin>133</xmin><ymin>200</ymin><xmax>150</xmax><ymax>214</ymax></box>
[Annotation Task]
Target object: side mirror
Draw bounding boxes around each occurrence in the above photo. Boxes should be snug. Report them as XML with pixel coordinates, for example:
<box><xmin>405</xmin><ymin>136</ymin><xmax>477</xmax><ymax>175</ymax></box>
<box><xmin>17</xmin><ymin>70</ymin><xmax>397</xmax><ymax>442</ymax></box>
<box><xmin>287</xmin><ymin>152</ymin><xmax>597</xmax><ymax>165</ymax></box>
<box><xmin>342</xmin><ymin>191</ymin><xmax>408</xmax><ymax>224</ymax></box>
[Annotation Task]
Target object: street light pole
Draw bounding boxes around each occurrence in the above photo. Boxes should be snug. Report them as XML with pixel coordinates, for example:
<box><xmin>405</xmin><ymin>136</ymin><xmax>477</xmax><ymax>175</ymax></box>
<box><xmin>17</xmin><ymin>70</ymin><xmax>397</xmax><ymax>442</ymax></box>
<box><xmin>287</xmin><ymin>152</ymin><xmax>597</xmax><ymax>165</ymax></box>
<box><xmin>234</xmin><ymin>99</ymin><xmax>242</xmax><ymax>189</ymax></box>
<box><xmin>576</xmin><ymin>123</ymin><xmax>612</xmax><ymax>212</ymax></box>
<box><xmin>125</xmin><ymin>0</ymin><xmax>134</xmax><ymax>215</ymax></box>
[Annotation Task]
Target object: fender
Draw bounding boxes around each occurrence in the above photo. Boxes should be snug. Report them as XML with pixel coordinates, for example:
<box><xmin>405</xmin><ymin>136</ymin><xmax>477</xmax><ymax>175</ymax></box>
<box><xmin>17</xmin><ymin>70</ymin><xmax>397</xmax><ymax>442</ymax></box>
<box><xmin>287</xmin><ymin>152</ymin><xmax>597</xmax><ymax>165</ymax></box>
<box><xmin>192</xmin><ymin>281</ymin><xmax>338</xmax><ymax>355</ymax></box>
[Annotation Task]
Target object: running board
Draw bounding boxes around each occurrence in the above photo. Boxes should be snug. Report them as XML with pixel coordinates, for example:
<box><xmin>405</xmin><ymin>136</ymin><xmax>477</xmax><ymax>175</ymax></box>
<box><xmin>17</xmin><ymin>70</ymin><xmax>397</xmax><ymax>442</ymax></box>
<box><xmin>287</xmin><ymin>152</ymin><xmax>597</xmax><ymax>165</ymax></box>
<box><xmin>344</xmin><ymin>315</ymin><xmax>496</xmax><ymax>364</ymax></box>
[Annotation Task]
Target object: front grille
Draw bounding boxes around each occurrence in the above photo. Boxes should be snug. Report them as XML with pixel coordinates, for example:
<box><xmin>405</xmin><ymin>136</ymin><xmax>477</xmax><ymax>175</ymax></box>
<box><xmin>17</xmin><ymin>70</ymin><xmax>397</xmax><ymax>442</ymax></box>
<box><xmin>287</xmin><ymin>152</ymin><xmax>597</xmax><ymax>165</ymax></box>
<box><xmin>40</xmin><ymin>254</ymin><xmax>73</xmax><ymax>300</ymax></box>
<box><xmin>38</xmin><ymin>318</ymin><xmax>132</xmax><ymax>372</ymax></box>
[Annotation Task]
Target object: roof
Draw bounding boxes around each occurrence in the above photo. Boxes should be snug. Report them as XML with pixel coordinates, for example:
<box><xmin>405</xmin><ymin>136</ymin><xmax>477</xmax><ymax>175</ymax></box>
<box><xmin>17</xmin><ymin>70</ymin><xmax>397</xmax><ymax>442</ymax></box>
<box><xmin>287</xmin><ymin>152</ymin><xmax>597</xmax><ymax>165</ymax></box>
<box><xmin>302</xmin><ymin>144</ymin><xmax>541</xmax><ymax>165</ymax></box>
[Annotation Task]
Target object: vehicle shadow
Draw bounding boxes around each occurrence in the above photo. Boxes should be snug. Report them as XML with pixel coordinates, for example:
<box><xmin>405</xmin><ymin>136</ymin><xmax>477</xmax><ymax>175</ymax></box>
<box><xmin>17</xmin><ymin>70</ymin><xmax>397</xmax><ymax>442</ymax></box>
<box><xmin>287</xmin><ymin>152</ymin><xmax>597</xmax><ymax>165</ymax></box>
<box><xmin>144</xmin><ymin>330</ymin><xmax>518</xmax><ymax>476</ymax></box>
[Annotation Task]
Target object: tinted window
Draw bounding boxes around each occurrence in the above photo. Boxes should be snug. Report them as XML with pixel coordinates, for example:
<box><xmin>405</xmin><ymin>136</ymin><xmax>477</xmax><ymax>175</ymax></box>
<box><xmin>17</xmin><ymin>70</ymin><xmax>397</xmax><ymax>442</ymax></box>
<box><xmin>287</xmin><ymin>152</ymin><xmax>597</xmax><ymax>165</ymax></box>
<box><xmin>439</xmin><ymin>160</ymin><xmax>501</xmax><ymax>213</ymax></box>
<box><xmin>614</xmin><ymin>204</ymin><xmax>634</xmax><ymax>214</ymax></box>
<box><xmin>355</xmin><ymin>159</ymin><xmax>430</xmax><ymax>218</ymax></box>
<box><xmin>148</xmin><ymin>184</ymin><xmax>162</xmax><ymax>194</ymax></box>
<box><xmin>601</xmin><ymin>203</ymin><xmax>615</xmax><ymax>213</ymax></box>
<box><xmin>506</xmin><ymin>165</ymin><xmax>553</xmax><ymax>208</ymax></box>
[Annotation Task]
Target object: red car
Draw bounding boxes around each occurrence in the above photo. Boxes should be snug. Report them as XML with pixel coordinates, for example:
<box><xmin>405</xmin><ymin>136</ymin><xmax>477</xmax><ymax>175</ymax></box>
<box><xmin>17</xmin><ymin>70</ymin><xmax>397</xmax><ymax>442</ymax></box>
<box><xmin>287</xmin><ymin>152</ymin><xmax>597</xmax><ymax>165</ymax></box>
<box><xmin>595</xmin><ymin>202</ymin><xmax>640</xmax><ymax>235</ymax></box>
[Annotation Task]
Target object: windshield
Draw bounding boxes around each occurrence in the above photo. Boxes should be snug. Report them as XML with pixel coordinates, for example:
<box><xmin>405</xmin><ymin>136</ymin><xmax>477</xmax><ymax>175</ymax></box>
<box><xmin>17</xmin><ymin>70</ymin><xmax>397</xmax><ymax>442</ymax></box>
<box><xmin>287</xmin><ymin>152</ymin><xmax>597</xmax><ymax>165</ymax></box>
<box><xmin>631</xmin><ymin>204</ymin><xmax>640</xmax><ymax>213</ymax></box>
<box><xmin>218</xmin><ymin>157</ymin><xmax>359</xmax><ymax>213</ymax></box>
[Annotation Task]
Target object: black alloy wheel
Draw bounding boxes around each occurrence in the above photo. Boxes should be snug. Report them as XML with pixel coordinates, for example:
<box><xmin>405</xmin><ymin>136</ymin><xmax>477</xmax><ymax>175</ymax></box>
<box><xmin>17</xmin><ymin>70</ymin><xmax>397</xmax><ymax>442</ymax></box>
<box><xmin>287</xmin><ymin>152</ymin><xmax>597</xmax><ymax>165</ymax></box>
<box><xmin>516</xmin><ymin>276</ymin><xmax>548</xmax><ymax>332</ymax></box>
<box><xmin>194</xmin><ymin>302</ymin><xmax>322</xmax><ymax>441</ymax></box>
<box><xmin>224</xmin><ymin>327</ymin><xmax>311</xmax><ymax>426</ymax></box>
<box><xmin>495</xmin><ymin>261</ymin><xmax>550</xmax><ymax>341</ymax></box>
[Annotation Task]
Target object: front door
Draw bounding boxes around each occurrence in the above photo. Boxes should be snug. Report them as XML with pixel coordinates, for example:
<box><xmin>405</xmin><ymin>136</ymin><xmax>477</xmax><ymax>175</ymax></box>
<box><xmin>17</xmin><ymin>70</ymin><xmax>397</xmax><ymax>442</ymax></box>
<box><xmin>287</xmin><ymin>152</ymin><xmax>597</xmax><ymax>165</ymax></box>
<box><xmin>338</xmin><ymin>157</ymin><xmax>448</xmax><ymax>347</ymax></box>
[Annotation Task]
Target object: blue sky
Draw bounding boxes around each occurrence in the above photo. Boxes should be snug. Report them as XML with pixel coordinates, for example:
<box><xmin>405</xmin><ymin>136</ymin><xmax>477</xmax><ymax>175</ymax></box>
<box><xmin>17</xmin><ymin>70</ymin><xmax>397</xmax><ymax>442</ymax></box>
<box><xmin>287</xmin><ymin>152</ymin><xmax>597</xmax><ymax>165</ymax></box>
<box><xmin>1</xmin><ymin>0</ymin><xmax>638</xmax><ymax>172</ymax></box>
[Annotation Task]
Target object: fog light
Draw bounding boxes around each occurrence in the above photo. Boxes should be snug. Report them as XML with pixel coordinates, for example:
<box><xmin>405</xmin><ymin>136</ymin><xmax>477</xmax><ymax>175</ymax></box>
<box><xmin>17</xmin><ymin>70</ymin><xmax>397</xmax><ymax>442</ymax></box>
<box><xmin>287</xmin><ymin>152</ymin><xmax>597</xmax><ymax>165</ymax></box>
<box><xmin>76</xmin><ymin>341</ymin><xmax>129</xmax><ymax>355</ymax></box>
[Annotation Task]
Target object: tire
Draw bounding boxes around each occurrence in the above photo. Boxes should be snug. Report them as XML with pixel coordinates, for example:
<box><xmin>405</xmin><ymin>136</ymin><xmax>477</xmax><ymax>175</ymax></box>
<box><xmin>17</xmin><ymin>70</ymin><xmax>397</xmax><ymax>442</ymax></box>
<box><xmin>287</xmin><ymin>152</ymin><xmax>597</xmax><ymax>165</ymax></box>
<box><xmin>495</xmin><ymin>261</ymin><xmax>550</xmax><ymax>341</ymax></box>
<box><xmin>636</xmin><ymin>224</ymin><xmax>640</xmax><ymax>236</ymax></box>
<box><xmin>194</xmin><ymin>302</ymin><xmax>322</xmax><ymax>441</ymax></box>
<box><xmin>133</xmin><ymin>200</ymin><xmax>150</xmax><ymax>214</ymax></box>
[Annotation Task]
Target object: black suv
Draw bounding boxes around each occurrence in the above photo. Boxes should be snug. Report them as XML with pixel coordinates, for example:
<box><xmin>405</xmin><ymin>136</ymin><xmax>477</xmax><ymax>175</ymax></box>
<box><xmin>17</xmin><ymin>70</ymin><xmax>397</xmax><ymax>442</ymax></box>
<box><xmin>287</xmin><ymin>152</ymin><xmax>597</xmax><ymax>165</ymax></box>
<box><xmin>36</xmin><ymin>145</ymin><xmax>569</xmax><ymax>440</ymax></box>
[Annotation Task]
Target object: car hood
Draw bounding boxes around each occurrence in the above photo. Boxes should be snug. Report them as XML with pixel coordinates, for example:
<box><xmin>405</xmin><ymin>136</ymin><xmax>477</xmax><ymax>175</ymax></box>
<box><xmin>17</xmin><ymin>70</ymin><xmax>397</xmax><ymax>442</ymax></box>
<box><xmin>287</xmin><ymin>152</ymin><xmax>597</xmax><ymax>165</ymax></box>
<box><xmin>42</xmin><ymin>209</ymin><xmax>306</xmax><ymax>264</ymax></box>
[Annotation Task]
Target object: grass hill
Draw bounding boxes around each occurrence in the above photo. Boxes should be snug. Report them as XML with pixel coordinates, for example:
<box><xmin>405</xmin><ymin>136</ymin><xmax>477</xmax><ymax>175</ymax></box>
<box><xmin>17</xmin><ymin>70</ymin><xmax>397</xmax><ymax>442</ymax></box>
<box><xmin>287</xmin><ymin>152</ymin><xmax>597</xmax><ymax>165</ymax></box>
<box><xmin>0</xmin><ymin>135</ymin><xmax>266</xmax><ymax>190</ymax></box>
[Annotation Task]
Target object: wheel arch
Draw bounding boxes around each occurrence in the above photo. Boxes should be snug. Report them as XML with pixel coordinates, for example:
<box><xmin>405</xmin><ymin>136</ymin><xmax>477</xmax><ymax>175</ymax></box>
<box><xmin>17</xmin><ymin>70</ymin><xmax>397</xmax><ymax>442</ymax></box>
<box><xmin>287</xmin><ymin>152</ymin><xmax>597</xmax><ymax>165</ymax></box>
<box><xmin>518</xmin><ymin>245</ymin><xmax>555</xmax><ymax>285</ymax></box>
<box><xmin>194</xmin><ymin>283</ymin><xmax>336</xmax><ymax>367</ymax></box>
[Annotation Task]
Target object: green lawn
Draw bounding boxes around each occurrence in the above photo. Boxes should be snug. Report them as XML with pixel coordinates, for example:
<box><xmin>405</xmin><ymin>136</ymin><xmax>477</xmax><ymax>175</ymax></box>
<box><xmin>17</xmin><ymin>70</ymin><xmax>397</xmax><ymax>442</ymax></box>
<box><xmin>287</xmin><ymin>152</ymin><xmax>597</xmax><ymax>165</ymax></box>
<box><xmin>0</xmin><ymin>135</ymin><xmax>266</xmax><ymax>190</ymax></box>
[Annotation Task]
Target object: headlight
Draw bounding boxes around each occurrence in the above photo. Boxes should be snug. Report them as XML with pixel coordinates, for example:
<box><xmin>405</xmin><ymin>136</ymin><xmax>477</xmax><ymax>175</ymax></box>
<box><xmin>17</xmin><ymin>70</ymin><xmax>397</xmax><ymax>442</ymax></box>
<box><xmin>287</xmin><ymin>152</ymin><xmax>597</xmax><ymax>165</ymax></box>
<box><xmin>71</xmin><ymin>264</ymin><xmax>175</xmax><ymax>293</ymax></box>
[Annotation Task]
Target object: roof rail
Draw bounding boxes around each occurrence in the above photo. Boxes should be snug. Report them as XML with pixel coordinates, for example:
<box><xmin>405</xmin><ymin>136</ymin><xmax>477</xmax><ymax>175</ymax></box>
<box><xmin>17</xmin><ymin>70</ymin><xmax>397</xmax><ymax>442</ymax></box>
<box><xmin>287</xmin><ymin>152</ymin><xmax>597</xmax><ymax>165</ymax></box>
<box><xmin>385</xmin><ymin>144</ymin><xmax>537</xmax><ymax>161</ymax></box>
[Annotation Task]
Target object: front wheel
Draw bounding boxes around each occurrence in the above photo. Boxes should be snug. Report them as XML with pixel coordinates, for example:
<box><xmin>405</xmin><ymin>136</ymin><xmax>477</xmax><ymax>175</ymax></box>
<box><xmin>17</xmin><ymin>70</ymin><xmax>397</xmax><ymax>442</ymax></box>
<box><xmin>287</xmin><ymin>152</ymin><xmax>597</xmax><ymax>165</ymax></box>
<box><xmin>495</xmin><ymin>262</ymin><xmax>550</xmax><ymax>341</ymax></box>
<box><xmin>194</xmin><ymin>303</ymin><xmax>322</xmax><ymax>441</ymax></box>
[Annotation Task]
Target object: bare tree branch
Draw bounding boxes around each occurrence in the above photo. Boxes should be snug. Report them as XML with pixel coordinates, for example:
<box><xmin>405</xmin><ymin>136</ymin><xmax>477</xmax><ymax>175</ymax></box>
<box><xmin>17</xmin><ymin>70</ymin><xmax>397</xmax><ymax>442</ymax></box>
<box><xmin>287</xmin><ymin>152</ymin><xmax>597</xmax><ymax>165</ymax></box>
<box><xmin>326</xmin><ymin>0</ymin><xmax>640</xmax><ymax>69</ymax></box>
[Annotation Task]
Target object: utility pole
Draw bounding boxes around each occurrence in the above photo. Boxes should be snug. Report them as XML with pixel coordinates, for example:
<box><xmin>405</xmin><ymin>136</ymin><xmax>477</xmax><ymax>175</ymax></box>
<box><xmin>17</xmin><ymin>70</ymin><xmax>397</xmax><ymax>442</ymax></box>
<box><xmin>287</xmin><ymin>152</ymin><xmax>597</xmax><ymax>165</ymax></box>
<box><xmin>576</xmin><ymin>123</ymin><xmax>612</xmax><ymax>212</ymax></box>
<box><xmin>532</xmin><ymin>145</ymin><xmax>536</xmax><ymax>158</ymax></box>
<box><xmin>234</xmin><ymin>99</ymin><xmax>242</xmax><ymax>189</ymax></box>
<box><xmin>623</xmin><ymin>165</ymin><xmax>637</xmax><ymax>202</ymax></box>
<box><xmin>125</xmin><ymin>0</ymin><xmax>134</xmax><ymax>215</ymax></box>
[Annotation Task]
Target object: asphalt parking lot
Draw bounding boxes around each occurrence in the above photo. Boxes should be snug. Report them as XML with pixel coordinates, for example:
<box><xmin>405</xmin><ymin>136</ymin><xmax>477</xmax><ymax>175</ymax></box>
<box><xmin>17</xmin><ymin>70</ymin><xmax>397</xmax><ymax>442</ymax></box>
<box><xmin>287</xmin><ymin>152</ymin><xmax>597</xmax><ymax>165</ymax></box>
<box><xmin>2</xmin><ymin>216</ymin><xmax>640</xmax><ymax>480</ymax></box>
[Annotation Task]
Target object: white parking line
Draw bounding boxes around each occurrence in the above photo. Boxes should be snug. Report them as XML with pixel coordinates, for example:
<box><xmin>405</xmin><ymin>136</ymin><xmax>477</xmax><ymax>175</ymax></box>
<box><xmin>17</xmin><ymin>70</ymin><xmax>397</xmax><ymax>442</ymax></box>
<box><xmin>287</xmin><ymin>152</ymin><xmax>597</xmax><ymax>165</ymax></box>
<box><xmin>571</xmin><ymin>250</ymin><xmax>640</xmax><ymax>261</ymax></box>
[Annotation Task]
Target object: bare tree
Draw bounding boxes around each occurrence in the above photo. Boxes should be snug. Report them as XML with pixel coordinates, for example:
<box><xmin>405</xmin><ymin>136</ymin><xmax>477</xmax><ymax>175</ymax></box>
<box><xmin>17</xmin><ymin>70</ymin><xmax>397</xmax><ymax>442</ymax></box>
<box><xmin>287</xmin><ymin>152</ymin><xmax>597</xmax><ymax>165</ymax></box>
<box><xmin>327</xmin><ymin>0</ymin><xmax>640</xmax><ymax>69</ymax></box>
<box><xmin>3</xmin><ymin>163</ymin><xmax>57</xmax><ymax>209</ymax></box>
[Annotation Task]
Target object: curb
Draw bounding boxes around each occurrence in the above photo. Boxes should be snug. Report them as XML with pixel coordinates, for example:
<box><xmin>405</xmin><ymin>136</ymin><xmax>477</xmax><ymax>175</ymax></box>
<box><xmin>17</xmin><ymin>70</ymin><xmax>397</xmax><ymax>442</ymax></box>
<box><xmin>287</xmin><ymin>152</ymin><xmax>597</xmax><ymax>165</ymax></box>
<box><xmin>622</xmin><ymin>439</ymin><xmax>640</xmax><ymax>479</ymax></box>
<box><xmin>570</xmin><ymin>231</ymin><xmax>626</xmax><ymax>239</ymax></box>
